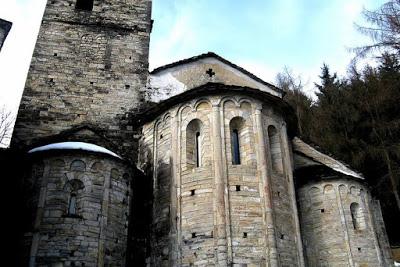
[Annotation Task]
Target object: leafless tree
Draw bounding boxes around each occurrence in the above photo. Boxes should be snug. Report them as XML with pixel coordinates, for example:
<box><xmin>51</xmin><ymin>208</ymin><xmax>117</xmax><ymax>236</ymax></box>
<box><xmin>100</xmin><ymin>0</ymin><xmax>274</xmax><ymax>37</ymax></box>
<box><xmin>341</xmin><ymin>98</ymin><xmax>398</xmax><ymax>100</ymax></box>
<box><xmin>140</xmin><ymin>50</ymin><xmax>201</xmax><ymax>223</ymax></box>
<box><xmin>355</xmin><ymin>0</ymin><xmax>400</xmax><ymax>57</ymax></box>
<box><xmin>0</xmin><ymin>106</ymin><xmax>14</xmax><ymax>147</ymax></box>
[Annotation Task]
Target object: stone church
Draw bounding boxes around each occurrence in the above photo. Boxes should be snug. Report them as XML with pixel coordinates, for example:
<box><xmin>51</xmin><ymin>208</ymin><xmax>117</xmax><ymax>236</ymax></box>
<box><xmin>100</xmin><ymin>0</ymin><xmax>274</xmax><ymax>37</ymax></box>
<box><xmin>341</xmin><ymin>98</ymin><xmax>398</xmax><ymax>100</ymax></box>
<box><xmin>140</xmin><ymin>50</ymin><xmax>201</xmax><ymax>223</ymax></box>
<box><xmin>7</xmin><ymin>0</ymin><xmax>394</xmax><ymax>266</ymax></box>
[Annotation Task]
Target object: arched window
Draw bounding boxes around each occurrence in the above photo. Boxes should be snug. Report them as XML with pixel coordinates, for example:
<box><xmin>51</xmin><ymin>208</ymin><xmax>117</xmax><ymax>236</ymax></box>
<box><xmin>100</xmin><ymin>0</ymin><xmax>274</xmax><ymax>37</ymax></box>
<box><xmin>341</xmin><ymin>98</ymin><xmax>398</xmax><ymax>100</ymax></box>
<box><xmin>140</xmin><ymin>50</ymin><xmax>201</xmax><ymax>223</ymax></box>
<box><xmin>229</xmin><ymin>117</ymin><xmax>246</xmax><ymax>165</ymax></box>
<box><xmin>76</xmin><ymin>0</ymin><xmax>94</xmax><ymax>11</ymax></box>
<box><xmin>268</xmin><ymin>125</ymin><xmax>283</xmax><ymax>174</ymax></box>
<box><xmin>68</xmin><ymin>193</ymin><xmax>77</xmax><ymax>215</ymax></box>
<box><xmin>186</xmin><ymin>119</ymin><xmax>203</xmax><ymax>169</ymax></box>
<box><xmin>64</xmin><ymin>179</ymin><xmax>84</xmax><ymax>216</ymax></box>
<box><xmin>350</xmin><ymin>202</ymin><xmax>366</xmax><ymax>230</ymax></box>
<box><xmin>232</xmin><ymin>129</ymin><xmax>240</xmax><ymax>165</ymax></box>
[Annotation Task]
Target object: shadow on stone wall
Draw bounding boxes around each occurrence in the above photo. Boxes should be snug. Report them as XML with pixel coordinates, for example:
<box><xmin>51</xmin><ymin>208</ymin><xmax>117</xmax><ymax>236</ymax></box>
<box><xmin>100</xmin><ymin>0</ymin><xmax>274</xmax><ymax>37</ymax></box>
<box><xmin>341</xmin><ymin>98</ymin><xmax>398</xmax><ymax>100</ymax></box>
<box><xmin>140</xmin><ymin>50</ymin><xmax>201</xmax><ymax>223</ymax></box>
<box><xmin>0</xmin><ymin>148</ymin><xmax>32</xmax><ymax>266</ymax></box>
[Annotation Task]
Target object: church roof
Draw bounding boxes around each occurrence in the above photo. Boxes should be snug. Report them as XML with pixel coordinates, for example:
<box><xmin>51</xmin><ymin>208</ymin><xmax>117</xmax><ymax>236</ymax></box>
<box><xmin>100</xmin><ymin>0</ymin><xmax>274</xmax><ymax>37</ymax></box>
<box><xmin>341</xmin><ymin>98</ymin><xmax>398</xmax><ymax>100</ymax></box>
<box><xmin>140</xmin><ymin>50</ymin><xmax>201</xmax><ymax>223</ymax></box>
<box><xmin>292</xmin><ymin>137</ymin><xmax>363</xmax><ymax>179</ymax></box>
<box><xmin>148</xmin><ymin>52</ymin><xmax>284</xmax><ymax>102</ymax></box>
<box><xmin>137</xmin><ymin>82</ymin><xmax>298</xmax><ymax>137</ymax></box>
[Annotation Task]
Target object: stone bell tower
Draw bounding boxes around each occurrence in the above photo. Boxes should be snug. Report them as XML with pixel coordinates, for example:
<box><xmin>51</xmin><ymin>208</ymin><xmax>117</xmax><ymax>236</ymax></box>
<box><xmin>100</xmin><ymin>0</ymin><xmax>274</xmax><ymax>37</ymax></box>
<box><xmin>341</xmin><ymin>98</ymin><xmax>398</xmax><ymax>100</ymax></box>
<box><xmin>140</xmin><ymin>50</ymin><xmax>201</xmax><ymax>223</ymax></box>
<box><xmin>12</xmin><ymin>0</ymin><xmax>152</xmax><ymax>157</ymax></box>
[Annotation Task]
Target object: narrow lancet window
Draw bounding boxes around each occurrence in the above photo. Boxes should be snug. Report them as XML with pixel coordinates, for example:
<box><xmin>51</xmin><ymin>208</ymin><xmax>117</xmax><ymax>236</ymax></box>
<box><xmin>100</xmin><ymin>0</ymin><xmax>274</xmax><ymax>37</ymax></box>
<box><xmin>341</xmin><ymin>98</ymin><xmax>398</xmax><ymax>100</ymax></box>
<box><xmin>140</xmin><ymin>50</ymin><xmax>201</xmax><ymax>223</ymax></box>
<box><xmin>186</xmin><ymin>119</ymin><xmax>203</xmax><ymax>169</ymax></box>
<box><xmin>350</xmin><ymin>202</ymin><xmax>366</xmax><ymax>230</ymax></box>
<box><xmin>64</xmin><ymin>179</ymin><xmax>84</xmax><ymax>217</ymax></box>
<box><xmin>195</xmin><ymin>132</ymin><xmax>201</xmax><ymax>167</ymax></box>
<box><xmin>232</xmin><ymin>129</ymin><xmax>241</xmax><ymax>165</ymax></box>
<box><xmin>68</xmin><ymin>193</ymin><xmax>77</xmax><ymax>215</ymax></box>
<box><xmin>76</xmin><ymin>0</ymin><xmax>94</xmax><ymax>11</ymax></box>
<box><xmin>268</xmin><ymin>125</ymin><xmax>283</xmax><ymax>173</ymax></box>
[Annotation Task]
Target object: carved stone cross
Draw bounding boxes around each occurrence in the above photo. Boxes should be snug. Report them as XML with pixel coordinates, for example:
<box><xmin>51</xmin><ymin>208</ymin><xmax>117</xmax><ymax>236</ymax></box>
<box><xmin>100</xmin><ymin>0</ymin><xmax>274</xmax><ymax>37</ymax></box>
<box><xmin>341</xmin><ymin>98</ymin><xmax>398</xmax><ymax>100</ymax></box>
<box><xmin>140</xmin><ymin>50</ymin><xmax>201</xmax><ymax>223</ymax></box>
<box><xmin>206</xmin><ymin>68</ymin><xmax>215</xmax><ymax>77</ymax></box>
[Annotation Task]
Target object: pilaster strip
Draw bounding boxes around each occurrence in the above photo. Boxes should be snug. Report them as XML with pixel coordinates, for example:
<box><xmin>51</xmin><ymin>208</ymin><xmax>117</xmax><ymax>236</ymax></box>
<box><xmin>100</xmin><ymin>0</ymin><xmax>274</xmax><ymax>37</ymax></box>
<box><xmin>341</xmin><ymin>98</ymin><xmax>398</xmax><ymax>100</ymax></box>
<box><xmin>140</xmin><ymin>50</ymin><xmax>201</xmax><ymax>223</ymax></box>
<box><xmin>211</xmin><ymin>103</ymin><xmax>228</xmax><ymax>265</ymax></box>
<box><xmin>254</xmin><ymin>107</ymin><xmax>279</xmax><ymax>267</ymax></box>
<box><xmin>280</xmin><ymin>124</ymin><xmax>305</xmax><ymax>266</ymax></box>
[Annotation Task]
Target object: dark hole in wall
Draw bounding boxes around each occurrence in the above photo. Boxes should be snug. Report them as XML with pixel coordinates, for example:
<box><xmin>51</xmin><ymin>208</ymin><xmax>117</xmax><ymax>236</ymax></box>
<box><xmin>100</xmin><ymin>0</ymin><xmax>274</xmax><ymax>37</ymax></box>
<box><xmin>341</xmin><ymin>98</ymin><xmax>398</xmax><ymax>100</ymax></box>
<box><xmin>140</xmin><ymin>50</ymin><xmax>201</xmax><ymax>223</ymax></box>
<box><xmin>243</xmin><ymin>232</ymin><xmax>247</xmax><ymax>238</ymax></box>
<box><xmin>320</xmin><ymin>209</ymin><xmax>324</xmax><ymax>213</ymax></box>
<box><xmin>191</xmin><ymin>189</ymin><xmax>195</xmax><ymax>196</ymax></box>
<box><xmin>192</xmin><ymin>232</ymin><xmax>196</xmax><ymax>238</ymax></box>
<box><xmin>236</xmin><ymin>185</ymin><xmax>241</xmax><ymax>191</ymax></box>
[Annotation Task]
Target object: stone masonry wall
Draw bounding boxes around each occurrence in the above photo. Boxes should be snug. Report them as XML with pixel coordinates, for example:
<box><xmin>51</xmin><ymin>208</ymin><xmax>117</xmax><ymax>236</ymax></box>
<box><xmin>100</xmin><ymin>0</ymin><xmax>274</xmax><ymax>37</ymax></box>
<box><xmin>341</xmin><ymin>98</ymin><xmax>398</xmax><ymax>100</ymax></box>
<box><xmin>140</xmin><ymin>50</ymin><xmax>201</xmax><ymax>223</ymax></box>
<box><xmin>297</xmin><ymin>178</ymin><xmax>393</xmax><ymax>267</ymax></box>
<box><xmin>263</xmin><ymin>109</ymin><xmax>302</xmax><ymax>266</ymax></box>
<box><xmin>139</xmin><ymin>92</ymin><xmax>304</xmax><ymax>266</ymax></box>
<box><xmin>25</xmin><ymin>151</ymin><xmax>132</xmax><ymax>267</ymax></box>
<box><xmin>12</xmin><ymin>0</ymin><xmax>152</xmax><ymax>159</ymax></box>
<box><xmin>0</xmin><ymin>18</ymin><xmax>12</xmax><ymax>51</ymax></box>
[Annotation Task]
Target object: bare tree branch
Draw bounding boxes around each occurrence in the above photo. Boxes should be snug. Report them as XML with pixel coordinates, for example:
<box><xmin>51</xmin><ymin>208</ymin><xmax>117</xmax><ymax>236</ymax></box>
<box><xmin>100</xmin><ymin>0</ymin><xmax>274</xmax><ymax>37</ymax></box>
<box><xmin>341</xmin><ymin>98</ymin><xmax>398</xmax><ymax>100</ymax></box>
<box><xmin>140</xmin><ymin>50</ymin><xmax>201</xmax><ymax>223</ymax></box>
<box><xmin>353</xmin><ymin>0</ymin><xmax>400</xmax><ymax>58</ymax></box>
<box><xmin>0</xmin><ymin>106</ymin><xmax>14</xmax><ymax>147</ymax></box>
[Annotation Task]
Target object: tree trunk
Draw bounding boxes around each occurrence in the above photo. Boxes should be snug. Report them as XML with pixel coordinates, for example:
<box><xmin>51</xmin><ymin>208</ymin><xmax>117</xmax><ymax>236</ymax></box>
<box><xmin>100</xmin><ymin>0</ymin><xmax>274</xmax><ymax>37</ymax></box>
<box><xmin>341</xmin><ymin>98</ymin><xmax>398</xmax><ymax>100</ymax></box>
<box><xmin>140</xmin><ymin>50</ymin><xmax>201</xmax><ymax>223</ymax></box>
<box><xmin>384</xmin><ymin>149</ymin><xmax>400</xmax><ymax>212</ymax></box>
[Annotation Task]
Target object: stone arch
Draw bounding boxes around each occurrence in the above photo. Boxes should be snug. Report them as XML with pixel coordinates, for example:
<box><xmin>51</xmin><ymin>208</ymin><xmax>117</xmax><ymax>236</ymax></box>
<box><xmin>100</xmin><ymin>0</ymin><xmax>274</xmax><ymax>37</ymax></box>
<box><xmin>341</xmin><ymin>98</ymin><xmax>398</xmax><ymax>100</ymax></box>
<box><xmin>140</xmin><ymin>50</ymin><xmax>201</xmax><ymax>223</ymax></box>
<box><xmin>162</xmin><ymin>112</ymin><xmax>171</xmax><ymax>125</ymax></box>
<box><xmin>350</xmin><ymin>186</ymin><xmax>359</xmax><ymax>196</ymax></box>
<box><xmin>323</xmin><ymin>184</ymin><xmax>334</xmax><ymax>194</ymax></box>
<box><xmin>91</xmin><ymin>161</ymin><xmax>104</xmax><ymax>173</ymax></box>
<box><xmin>194</xmin><ymin>98</ymin><xmax>211</xmax><ymax>111</ymax></box>
<box><xmin>70</xmin><ymin>159</ymin><xmax>86</xmax><ymax>172</ymax></box>
<box><xmin>267</xmin><ymin>125</ymin><xmax>283</xmax><ymax>174</ymax></box>
<box><xmin>178</xmin><ymin>104</ymin><xmax>192</xmax><ymax>120</ymax></box>
<box><xmin>338</xmin><ymin>184</ymin><xmax>348</xmax><ymax>195</ymax></box>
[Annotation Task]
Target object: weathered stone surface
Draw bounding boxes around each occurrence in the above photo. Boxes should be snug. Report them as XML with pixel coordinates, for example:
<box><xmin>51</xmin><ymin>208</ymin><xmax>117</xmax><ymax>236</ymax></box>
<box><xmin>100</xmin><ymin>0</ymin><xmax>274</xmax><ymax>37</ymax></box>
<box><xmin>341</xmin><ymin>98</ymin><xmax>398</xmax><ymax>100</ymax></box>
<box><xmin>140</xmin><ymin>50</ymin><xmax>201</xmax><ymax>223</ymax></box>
<box><xmin>139</xmin><ymin>93</ymin><xmax>304</xmax><ymax>266</ymax></box>
<box><xmin>24</xmin><ymin>150</ymin><xmax>132</xmax><ymax>267</ymax></box>
<box><xmin>297</xmin><ymin>178</ymin><xmax>393</xmax><ymax>267</ymax></box>
<box><xmin>11</xmin><ymin>0</ymin><xmax>152</xmax><ymax>160</ymax></box>
<box><xmin>0</xmin><ymin>18</ymin><xmax>12</xmax><ymax>51</ymax></box>
<box><xmin>9</xmin><ymin>0</ymin><xmax>393</xmax><ymax>265</ymax></box>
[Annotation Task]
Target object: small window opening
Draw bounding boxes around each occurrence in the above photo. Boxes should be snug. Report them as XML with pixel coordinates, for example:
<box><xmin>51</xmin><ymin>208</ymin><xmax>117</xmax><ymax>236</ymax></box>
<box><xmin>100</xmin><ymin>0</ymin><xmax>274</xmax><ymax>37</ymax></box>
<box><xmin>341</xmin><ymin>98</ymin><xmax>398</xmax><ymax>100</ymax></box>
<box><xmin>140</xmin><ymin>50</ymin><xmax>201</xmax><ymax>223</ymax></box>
<box><xmin>76</xmin><ymin>0</ymin><xmax>93</xmax><ymax>11</ymax></box>
<box><xmin>191</xmin><ymin>232</ymin><xmax>196</xmax><ymax>238</ymax></box>
<box><xmin>90</xmin><ymin>81</ymin><xmax>94</xmax><ymax>85</ymax></box>
<box><xmin>350</xmin><ymin>202</ymin><xmax>366</xmax><ymax>230</ymax></box>
<box><xmin>190</xmin><ymin>189</ymin><xmax>195</xmax><ymax>196</ymax></box>
<box><xmin>280</xmin><ymin>234</ymin><xmax>284</xmax><ymax>240</ymax></box>
<box><xmin>236</xmin><ymin>185</ymin><xmax>241</xmax><ymax>191</ymax></box>
<box><xmin>320</xmin><ymin>209</ymin><xmax>325</xmax><ymax>213</ymax></box>
<box><xmin>160</xmin><ymin>134</ymin><xmax>163</xmax><ymax>139</ymax></box>
<box><xmin>125</xmin><ymin>85</ymin><xmax>130</xmax><ymax>89</ymax></box>
<box><xmin>232</xmin><ymin>129</ymin><xmax>241</xmax><ymax>165</ymax></box>
<box><xmin>277</xmin><ymin>191</ymin><xmax>281</xmax><ymax>197</ymax></box>
<box><xmin>243</xmin><ymin>232</ymin><xmax>247</xmax><ymax>238</ymax></box>
<box><xmin>357</xmin><ymin>247</ymin><xmax>361</xmax><ymax>252</ymax></box>
<box><xmin>195</xmin><ymin>132</ymin><xmax>201</xmax><ymax>167</ymax></box>
<box><xmin>53</xmin><ymin>53</ymin><xmax>57</xmax><ymax>57</ymax></box>
<box><xmin>68</xmin><ymin>193</ymin><xmax>77</xmax><ymax>215</ymax></box>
